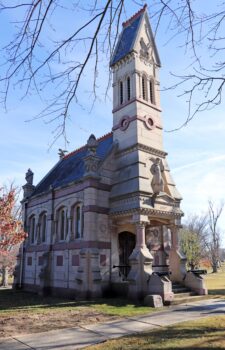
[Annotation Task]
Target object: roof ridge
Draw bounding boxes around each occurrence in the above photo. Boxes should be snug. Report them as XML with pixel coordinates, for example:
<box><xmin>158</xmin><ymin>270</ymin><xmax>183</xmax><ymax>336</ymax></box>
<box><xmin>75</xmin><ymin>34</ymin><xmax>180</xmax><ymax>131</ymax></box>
<box><xmin>63</xmin><ymin>131</ymin><xmax>113</xmax><ymax>160</ymax></box>
<box><xmin>122</xmin><ymin>4</ymin><xmax>147</xmax><ymax>28</ymax></box>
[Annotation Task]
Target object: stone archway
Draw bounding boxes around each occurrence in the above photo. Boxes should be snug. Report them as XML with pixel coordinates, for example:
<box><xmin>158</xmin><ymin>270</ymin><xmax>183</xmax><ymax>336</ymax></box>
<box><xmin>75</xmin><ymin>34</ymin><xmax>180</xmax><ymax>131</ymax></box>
<box><xmin>118</xmin><ymin>231</ymin><xmax>135</xmax><ymax>278</ymax></box>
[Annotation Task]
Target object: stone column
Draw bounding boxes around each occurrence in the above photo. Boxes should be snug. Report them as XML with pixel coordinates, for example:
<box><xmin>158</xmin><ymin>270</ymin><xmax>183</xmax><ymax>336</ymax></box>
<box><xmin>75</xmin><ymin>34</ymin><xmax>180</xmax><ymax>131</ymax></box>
<box><xmin>169</xmin><ymin>225</ymin><xmax>186</xmax><ymax>282</ymax></box>
<box><xmin>109</xmin><ymin>219</ymin><xmax>118</xmax><ymax>283</ymax></box>
<box><xmin>127</xmin><ymin>214</ymin><xmax>153</xmax><ymax>300</ymax></box>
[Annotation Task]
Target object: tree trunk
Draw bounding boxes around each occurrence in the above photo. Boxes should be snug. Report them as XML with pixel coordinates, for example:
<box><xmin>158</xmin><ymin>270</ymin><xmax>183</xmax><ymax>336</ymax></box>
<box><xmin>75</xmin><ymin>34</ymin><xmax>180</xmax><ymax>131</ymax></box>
<box><xmin>212</xmin><ymin>263</ymin><xmax>218</xmax><ymax>273</ymax></box>
<box><xmin>1</xmin><ymin>266</ymin><xmax>9</xmax><ymax>287</ymax></box>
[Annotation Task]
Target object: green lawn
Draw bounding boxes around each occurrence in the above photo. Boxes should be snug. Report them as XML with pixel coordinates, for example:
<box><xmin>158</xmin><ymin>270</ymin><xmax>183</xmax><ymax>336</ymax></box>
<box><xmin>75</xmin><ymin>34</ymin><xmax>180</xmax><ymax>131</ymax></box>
<box><xmin>206</xmin><ymin>264</ymin><xmax>225</xmax><ymax>296</ymax></box>
<box><xmin>89</xmin><ymin>266</ymin><xmax>225</xmax><ymax>349</ymax></box>
<box><xmin>0</xmin><ymin>265</ymin><xmax>224</xmax><ymax>339</ymax></box>
<box><xmin>0</xmin><ymin>266</ymin><xmax>224</xmax><ymax>317</ymax></box>
<box><xmin>0</xmin><ymin>288</ymin><xmax>156</xmax><ymax>317</ymax></box>
<box><xmin>88</xmin><ymin>316</ymin><xmax>225</xmax><ymax>349</ymax></box>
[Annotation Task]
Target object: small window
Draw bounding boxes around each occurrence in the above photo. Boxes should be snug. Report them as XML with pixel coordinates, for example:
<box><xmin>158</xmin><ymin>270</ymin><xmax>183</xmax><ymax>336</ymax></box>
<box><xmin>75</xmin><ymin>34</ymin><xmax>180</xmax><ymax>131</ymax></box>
<box><xmin>149</xmin><ymin>80</ymin><xmax>154</xmax><ymax>104</ymax></box>
<box><xmin>120</xmin><ymin>81</ymin><xmax>123</xmax><ymax>104</ymax></box>
<box><xmin>127</xmin><ymin>77</ymin><xmax>131</xmax><ymax>101</ymax></box>
<box><xmin>27</xmin><ymin>256</ymin><xmax>32</xmax><ymax>266</ymax></box>
<box><xmin>142</xmin><ymin>76</ymin><xmax>147</xmax><ymax>101</ymax></box>
<box><xmin>72</xmin><ymin>255</ymin><xmax>80</xmax><ymax>266</ymax></box>
<box><xmin>56</xmin><ymin>255</ymin><xmax>63</xmax><ymax>266</ymax></box>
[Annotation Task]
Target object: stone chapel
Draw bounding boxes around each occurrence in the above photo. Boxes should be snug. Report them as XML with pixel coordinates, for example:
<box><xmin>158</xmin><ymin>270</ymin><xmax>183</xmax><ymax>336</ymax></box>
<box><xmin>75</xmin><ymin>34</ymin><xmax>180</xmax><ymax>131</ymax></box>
<box><xmin>15</xmin><ymin>5</ymin><xmax>207</xmax><ymax>302</ymax></box>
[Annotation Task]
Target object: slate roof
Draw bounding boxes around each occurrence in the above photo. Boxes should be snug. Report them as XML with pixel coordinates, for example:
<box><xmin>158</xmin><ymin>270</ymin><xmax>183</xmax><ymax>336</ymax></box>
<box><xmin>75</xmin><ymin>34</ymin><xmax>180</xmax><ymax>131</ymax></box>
<box><xmin>32</xmin><ymin>132</ymin><xmax>113</xmax><ymax>196</ymax></box>
<box><xmin>110</xmin><ymin>10</ymin><xmax>144</xmax><ymax>66</ymax></box>
<box><xmin>110</xmin><ymin>5</ymin><xmax>161</xmax><ymax>67</ymax></box>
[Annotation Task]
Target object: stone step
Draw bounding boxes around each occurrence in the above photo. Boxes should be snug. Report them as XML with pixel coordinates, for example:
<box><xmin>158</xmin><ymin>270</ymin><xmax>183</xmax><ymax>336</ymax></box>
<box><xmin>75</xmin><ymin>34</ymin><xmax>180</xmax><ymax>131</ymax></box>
<box><xmin>173</xmin><ymin>287</ymin><xmax>191</xmax><ymax>294</ymax></box>
<box><xmin>171</xmin><ymin>295</ymin><xmax>209</xmax><ymax>306</ymax></box>
<box><xmin>173</xmin><ymin>292</ymin><xmax>195</xmax><ymax>298</ymax></box>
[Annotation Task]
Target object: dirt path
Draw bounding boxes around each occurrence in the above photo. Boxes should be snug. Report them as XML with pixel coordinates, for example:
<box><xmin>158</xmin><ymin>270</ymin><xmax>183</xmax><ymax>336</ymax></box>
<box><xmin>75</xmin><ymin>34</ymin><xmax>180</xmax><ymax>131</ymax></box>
<box><xmin>0</xmin><ymin>309</ymin><xmax>117</xmax><ymax>339</ymax></box>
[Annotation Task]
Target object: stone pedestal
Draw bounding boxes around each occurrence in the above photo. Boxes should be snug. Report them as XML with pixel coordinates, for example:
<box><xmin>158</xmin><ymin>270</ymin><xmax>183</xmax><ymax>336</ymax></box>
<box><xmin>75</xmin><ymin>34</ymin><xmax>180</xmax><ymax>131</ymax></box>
<box><xmin>169</xmin><ymin>225</ymin><xmax>187</xmax><ymax>282</ymax></box>
<box><xmin>184</xmin><ymin>271</ymin><xmax>208</xmax><ymax>295</ymax></box>
<box><xmin>127</xmin><ymin>217</ymin><xmax>153</xmax><ymax>300</ymax></box>
<box><xmin>76</xmin><ymin>248</ymin><xmax>102</xmax><ymax>298</ymax></box>
<box><xmin>148</xmin><ymin>274</ymin><xmax>174</xmax><ymax>303</ymax></box>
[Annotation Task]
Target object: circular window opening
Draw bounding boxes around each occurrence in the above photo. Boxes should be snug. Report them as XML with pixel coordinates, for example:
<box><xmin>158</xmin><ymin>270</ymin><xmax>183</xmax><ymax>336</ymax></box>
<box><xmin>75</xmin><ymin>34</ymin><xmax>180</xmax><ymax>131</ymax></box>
<box><xmin>120</xmin><ymin>117</ymin><xmax>130</xmax><ymax>131</ymax></box>
<box><xmin>148</xmin><ymin>118</ymin><xmax>154</xmax><ymax>127</ymax></box>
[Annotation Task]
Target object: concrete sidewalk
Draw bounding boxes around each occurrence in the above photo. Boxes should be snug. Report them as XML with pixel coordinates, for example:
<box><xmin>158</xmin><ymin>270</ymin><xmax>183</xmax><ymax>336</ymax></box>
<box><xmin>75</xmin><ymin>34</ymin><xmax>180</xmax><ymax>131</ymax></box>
<box><xmin>0</xmin><ymin>298</ymin><xmax>225</xmax><ymax>350</ymax></box>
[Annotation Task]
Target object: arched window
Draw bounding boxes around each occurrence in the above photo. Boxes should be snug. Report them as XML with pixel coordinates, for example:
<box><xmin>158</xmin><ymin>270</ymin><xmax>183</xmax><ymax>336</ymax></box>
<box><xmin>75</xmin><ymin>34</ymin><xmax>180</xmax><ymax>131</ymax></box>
<box><xmin>73</xmin><ymin>204</ymin><xmax>83</xmax><ymax>239</ymax></box>
<box><xmin>60</xmin><ymin>209</ymin><xmax>65</xmax><ymax>240</ymax></box>
<box><xmin>57</xmin><ymin>207</ymin><xmax>67</xmax><ymax>241</ymax></box>
<box><xmin>29</xmin><ymin>216</ymin><xmax>36</xmax><ymax>244</ymax></box>
<box><xmin>119</xmin><ymin>81</ymin><xmax>123</xmax><ymax>104</ymax></box>
<box><xmin>41</xmin><ymin>213</ymin><xmax>47</xmax><ymax>243</ymax></box>
<box><xmin>142</xmin><ymin>76</ymin><xmax>147</xmax><ymax>101</ymax></box>
<box><xmin>127</xmin><ymin>77</ymin><xmax>131</xmax><ymax>101</ymax></box>
<box><xmin>149</xmin><ymin>79</ymin><xmax>155</xmax><ymax>104</ymax></box>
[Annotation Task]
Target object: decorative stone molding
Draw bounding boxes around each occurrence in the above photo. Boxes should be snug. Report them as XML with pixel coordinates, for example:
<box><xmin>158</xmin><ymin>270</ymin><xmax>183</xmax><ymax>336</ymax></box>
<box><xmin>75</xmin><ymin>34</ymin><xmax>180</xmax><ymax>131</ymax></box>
<box><xmin>112</xmin><ymin>98</ymin><xmax>162</xmax><ymax>114</ymax></box>
<box><xmin>113</xmin><ymin>114</ymin><xmax>156</xmax><ymax>132</ymax></box>
<box><xmin>110</xmin><ymin>207</ymin><xmax>183</xmax><ymax>219</ymax></box>
<box><xmin>115</xmin><ymin>143</ymin><xmax>167</xmax><ymax>158</ymax></box>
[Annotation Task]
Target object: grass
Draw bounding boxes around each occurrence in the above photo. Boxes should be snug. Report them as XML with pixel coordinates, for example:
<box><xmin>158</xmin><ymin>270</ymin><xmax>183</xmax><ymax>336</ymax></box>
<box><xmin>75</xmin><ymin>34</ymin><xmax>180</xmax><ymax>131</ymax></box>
<box><xmin>0</xmin><ymin>289</ymin><xmax>157</xmax><ymax>317</ymax></box>
<box><xmin>88</xmin><ymin>316</ymin><xmax>225</xmax><ymax>349</ymax></box>
<box><xmin>88</xmin><ymin>264</ymin><xmax>225</xmax><ymax>349</ymax></box>
<box><xmin>0</xmin><ymin>264</ymin><xmax>224</xmax><ymax>317</ymax></box>
<box><xmin>0</xmin><ymin>264</ymin><xmax>224</xmax><ymax>339</ymax></box>
<box><xmin>205</xmin><ymin>263</ymin><xmax>225</xmax><ymax>296</ymax></box>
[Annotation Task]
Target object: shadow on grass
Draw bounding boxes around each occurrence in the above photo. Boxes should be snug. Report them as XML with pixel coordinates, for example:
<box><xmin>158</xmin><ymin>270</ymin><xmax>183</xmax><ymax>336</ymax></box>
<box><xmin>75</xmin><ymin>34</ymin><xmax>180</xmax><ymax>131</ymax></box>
<box><xmin>209</xmin><ymin>289</ymin><xmax>225</xmax><ymax>295</ymax></box>
<box><xmin>106</xmin><ymin>323</ymin><xmax>225</xmax><ymax>350</ymax></box>
<box><xmin>0</xmin><ymin>288</ymin><xmax>145</xmax><ymax>313</ymax></box>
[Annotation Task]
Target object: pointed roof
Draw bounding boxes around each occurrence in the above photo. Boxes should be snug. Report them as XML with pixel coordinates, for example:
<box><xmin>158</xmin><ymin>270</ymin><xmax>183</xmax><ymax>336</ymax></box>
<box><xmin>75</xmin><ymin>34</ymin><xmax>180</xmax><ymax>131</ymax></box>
<box><xmin>32</xmin><ymin>132</ymin><xmax>113</xmax><ymax>196</ymax></box>
<box><xmin>110</xmin><ymin>5</ymin><xmax>161</xmax><ymax>67</ymax></box>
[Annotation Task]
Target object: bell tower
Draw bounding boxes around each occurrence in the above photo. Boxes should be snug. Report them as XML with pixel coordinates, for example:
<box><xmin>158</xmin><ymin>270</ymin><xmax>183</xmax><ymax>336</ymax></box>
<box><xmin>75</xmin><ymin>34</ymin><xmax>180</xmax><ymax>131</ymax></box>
<box><xmin>111</xmin><ymin>4</ymin><xmax>163</xmax><ymax>152</ymax></box>
<box><xmin>109</xmin><ymin>5</ymin><xmax>208</xmax><ymax>301</ymax></box>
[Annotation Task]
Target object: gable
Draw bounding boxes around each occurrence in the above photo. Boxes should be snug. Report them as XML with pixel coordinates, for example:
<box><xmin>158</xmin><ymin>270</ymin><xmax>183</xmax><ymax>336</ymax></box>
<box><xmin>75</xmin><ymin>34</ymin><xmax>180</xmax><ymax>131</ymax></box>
<box><xmin>133</xmin><ymin>12</ymin><xmax>161</xmax><ymax>67</ymax></box>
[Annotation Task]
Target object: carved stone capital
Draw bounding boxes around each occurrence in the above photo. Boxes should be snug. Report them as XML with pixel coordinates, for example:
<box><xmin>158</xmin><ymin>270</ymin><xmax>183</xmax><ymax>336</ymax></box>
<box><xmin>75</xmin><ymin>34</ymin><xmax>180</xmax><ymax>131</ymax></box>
<box><xmin>132</xmin><ymin>214</ymin><xmax>149</xmax><ymax>225</ymax></box>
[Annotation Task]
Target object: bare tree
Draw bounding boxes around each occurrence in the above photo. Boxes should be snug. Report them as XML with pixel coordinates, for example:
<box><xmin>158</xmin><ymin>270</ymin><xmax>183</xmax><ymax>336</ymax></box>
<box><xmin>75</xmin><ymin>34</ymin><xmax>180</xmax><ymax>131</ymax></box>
<box><xmin>180</xmin><ymin>205</ymin><xmax>224</xmax><ymax>273</ymax></box>
<box><xmin>180</xmin><ymin>214</ymin><xmax>208</xmax><ymax>269</ymax></box>
<box><xmin>206</xmin><ymin>200</ymin><xmax>224</xmax><ymax>273</ymax></box>
<box><xmin>0</xmin><ymin>1</ymin><xmax>225</xmax><ymax>140</ymax></box>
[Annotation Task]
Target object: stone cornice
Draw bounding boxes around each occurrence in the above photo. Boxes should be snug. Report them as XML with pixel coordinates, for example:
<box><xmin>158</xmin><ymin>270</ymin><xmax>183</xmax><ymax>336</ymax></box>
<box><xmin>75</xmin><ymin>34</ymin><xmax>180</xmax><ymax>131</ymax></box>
<box><xmin>109</xmin><ymin>207</ymin><xmax>183</xmax><ymax>219</ymax></box>
<box><xmin>25</xmin><ymin>240</ymin><xmax>111</xmax><ymax>252</ymax></box>
<box><xmin>115</xmin><ymin>143</ymin><xmax>167</xmax><ymax>158</ymax></box>
<box><xmin>112</xmin><ymin>97</ymin><xmax>161</xmax><ymax>114</ymax></box>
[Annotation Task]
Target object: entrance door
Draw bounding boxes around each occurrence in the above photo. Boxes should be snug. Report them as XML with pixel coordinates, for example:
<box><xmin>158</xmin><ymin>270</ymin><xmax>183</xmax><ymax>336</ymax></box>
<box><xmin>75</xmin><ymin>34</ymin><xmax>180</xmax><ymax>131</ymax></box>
<box><xmin>118</xmin><ymin>232</ymin><xmax>135</xmax><ymax>279</ymax></box>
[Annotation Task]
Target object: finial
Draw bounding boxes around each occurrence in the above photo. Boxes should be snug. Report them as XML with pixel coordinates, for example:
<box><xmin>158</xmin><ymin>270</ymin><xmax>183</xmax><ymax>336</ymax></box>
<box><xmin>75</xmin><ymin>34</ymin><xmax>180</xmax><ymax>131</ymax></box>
<box><xmin>58</xmin><ymin>149</ymin><xmax>68</xmax><ymax>159</ymax></box>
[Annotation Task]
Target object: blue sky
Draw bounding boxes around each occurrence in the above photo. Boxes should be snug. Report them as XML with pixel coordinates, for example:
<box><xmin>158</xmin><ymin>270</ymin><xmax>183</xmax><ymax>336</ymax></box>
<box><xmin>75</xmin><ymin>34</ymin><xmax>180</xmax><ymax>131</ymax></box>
<box><xmin>0</xmin><ymin>2</ymin><xmax>224</xmax><ymax>245</ymax></box>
